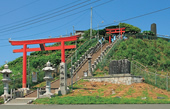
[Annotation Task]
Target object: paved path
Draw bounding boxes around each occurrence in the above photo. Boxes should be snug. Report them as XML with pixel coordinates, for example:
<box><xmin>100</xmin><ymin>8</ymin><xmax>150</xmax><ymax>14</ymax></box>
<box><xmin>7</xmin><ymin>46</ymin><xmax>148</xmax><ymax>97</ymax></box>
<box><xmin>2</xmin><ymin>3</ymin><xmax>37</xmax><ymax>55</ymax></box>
<box><xmin>0</xmin><ymin>104</ymin><xmax>170</xmax><ymax>109</ymax></box>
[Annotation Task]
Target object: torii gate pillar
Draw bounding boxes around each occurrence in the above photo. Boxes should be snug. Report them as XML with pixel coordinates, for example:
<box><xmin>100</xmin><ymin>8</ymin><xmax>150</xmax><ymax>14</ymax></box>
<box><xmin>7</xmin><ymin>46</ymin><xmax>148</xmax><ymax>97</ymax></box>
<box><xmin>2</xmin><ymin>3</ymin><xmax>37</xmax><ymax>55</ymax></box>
<box><xmin>9</xmin><ymin>35</ymin><xmax>79</xmax><ymax>89</ymax></box>
<box><xmin>23</xmin><ymin>44</ymin><xmax>27</xmax><ymax>88</ymax></box>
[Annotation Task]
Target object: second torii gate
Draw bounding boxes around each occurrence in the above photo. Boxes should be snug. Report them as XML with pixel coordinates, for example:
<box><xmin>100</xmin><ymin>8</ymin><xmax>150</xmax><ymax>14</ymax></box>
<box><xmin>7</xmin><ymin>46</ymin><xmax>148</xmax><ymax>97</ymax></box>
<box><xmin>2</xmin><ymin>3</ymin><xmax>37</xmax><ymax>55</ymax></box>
<box><xmin>106</xmin><ymin>27</ymin><xmax>125</xmax><ymax>43</ymax></box>
<box><xmin>9</xmin><ymin>35</ymin><xmax>79</xmax><ymax>88</ymax></box>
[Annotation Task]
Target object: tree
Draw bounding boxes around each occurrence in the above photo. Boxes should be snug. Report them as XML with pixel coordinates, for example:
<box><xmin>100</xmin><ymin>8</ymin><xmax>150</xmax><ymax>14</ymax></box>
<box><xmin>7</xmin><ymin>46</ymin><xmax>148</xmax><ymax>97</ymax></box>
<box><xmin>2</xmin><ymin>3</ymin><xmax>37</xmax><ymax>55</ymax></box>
<box><xmin>106</xmin><ymin>23</ymin><xmax>141</xmax><ymax>33</ymax></box>
<box><xmin>143</xmin><ymin>31</ymin><xmax>155</xmax><ymax>36</ymax></box>
<box><xmin>83</xmin><ymin>29</ymin><xmax>97</xmax><ymax>39</ymax></box>
<box><xmin>119</xmin><ymin>23</ymin><xmax>141</xmax><ymax>33</ymax></box>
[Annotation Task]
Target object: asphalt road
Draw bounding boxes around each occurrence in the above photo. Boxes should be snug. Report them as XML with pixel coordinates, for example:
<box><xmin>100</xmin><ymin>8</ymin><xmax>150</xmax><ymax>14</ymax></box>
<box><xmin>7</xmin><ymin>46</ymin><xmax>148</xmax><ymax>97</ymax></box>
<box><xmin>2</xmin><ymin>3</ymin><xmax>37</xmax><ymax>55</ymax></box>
<box><xmin>0</xmin><ymin>104</ymin><xmax>170</xmax><ymax>109</ymax></box>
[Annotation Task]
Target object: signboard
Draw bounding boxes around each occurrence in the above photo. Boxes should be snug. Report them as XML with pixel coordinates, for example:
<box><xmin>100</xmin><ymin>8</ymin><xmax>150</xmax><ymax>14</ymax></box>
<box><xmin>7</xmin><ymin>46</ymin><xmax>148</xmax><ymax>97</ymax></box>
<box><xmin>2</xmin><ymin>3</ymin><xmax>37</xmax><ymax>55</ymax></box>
<box><xmin>32</xmin><ymin>72</ymin><xmax>37</xmax><ymax>82</ymax></box>
<box><xmin>83</xmin><ymin>71</ymin><xmax>88</xmax><ymax>77</ymax></box>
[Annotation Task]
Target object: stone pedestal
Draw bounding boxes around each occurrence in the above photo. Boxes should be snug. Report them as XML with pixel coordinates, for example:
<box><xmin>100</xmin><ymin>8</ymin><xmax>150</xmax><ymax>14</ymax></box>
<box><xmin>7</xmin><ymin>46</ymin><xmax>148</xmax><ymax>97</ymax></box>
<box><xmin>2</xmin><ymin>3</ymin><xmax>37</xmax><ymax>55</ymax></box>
<box><xmin>98</xmin><ymin>56</ymin><xmax>101</xmax><ymax>62</ymax></box>
<box><xmin>74</xmin><ymin>62</ymin><xmax>77</xmax><ymax>70</ymax></box>
<box><xmin>77</xmin><ymin>60</ymin><xmax>80</xmax><ymax>67</ymax></box>
<box><xmin>96</xmin><ymin>58</ymin><xmax>98</xmax><ymax>65</ymax></box>
<box><xmin>59</xmin><ymin>62</ymin><xmax>67</xmax><ymax>95</ymax></box>
<box><xmin>82</xmin><ymin>55</ymin><xmax>85</xmax><ymax>61</ymax></box>
<box><xmin>72</xmin><ymin>65</ymin><xmax>75</xmax><ymax>73</ymax></box>
<box><xmin>100</xmin><ymin>54</ymin><xmax>103</xmax><ymax>60</ymax></box>
<box><xmin>92</xmin><ymin>64</ymin><xmax>94</xmax><ymax>72</ymax></box>
<box><xmin>80</xmin><ymin>57</ymin><xmax>82</xmax><ymax>64</ymax></box>
<box><xmin>104</xmin><ymin>49</ymin><xmax>107</xmax><ymax>53</ymax></box>
<box><xmin>85</xmin><ymin>52</ymin><xmax>88</xmax><ymax>59</ymax></box>
<box><xmin>94</xmin><ymin>61</ymin><xmax>97</xmax><ymax>69</ymax></box>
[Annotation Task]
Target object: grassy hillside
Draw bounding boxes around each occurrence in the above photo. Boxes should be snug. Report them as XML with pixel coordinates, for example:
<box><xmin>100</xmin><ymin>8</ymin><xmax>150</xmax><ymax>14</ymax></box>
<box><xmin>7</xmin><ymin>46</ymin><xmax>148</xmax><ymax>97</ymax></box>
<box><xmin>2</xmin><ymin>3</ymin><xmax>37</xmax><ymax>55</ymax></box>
<box><xmin>96</xmin><ymin>37</ymin><xmax>169</xmax><ymax>76</ymax></box>
<box><xmin>112</xmin><ymin>37</ymin><xmax>170</xmax><ymax>73</ymax></box>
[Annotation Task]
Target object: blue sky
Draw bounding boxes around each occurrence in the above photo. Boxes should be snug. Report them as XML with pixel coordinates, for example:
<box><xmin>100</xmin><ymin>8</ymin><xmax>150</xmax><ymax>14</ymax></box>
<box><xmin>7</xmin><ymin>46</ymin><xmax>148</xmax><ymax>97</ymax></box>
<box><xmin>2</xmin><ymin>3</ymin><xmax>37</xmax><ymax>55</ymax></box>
<box><xmin>0</xmin><ymin>0</ymin><xmax>169</xmax><ymax>66</ymax></box>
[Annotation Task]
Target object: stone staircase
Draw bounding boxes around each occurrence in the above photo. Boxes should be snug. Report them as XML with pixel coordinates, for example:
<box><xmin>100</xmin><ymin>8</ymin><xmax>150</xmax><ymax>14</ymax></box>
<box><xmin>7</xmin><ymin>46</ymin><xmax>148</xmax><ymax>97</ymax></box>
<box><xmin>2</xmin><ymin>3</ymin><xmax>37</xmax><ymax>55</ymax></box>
<box><xmin>24</xmin><ymin>41</ymin><xmax>111</xmax><ymax>98</ymax></box>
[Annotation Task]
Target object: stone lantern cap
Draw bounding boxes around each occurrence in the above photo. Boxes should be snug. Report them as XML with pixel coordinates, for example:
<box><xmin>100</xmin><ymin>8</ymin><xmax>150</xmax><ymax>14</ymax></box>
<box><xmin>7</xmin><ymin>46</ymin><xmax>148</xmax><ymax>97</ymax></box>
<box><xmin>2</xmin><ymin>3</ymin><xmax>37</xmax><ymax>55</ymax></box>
<box><xmin>87</xmin><ymin>54</ymin><xmax>92</xmax><ymax>59</ymax></box>
<box><xmin>42</xmin><ymin>61</ymin><xmax>55</xmax><ymax>71</ymax></box>
<box><xmin>0</xmin><ymin>64</ymin><xmax>12</xmax><ymax>74</ymax></box>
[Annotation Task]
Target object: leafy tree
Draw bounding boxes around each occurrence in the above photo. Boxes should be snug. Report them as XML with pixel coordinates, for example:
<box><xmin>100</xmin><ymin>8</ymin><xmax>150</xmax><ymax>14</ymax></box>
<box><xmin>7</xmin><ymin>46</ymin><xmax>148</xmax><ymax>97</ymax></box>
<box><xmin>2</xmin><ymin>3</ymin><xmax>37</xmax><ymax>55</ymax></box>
<box><xmin>120</xmin><ymin>23</ymin><xmax>141</xmax><ymax>33</ymax></box>
<box><xmin>83</xmin><ymin>29</ymin><xmax>97</xmax><ymax>39</ymax></box>
<box><xmin>143</xmin><ymin>31</ymin><xmax>155</xmax><ymax>36</ymax></box>
<box><xmin>106</xmin><ymin>23</ymin><xmax>141</xmax><ymax>33</ymax></box>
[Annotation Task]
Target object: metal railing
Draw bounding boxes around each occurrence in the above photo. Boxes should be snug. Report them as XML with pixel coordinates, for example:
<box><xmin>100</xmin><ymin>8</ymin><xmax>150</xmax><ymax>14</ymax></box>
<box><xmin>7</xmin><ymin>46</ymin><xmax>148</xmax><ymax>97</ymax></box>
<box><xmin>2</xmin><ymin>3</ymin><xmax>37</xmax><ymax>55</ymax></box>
<box><xmin>131</xmin><ymin>61</ymin><xmax>169</xmax><ymax>91</ymax></box>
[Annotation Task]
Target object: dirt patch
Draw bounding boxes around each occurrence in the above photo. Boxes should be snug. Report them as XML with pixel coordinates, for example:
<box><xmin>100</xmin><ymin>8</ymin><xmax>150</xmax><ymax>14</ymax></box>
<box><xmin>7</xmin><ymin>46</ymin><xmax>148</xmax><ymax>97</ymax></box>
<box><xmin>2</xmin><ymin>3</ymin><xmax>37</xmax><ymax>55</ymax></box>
<box><xmin>95</xmin><ymin>69</ymin><xmax>103</xmax><ymax>73</ymax></box>
<box><xmin>66</xmin><ymin>81</ymin><xmax>170</xmax><ymax>99</ymax></box>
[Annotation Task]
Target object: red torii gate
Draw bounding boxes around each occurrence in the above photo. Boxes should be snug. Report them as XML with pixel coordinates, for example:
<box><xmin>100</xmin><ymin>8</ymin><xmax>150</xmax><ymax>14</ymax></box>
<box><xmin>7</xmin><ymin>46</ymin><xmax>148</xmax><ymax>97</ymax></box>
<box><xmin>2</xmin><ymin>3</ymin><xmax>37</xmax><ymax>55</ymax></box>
<box><xmin>106</xmin><ymin>27</ymin><xmax>125</xmax><ymax>43</ymax></box>
<box><xmin>9</xmin><ymin>35</ymin><xmax>79</xmax><ymax>88</ymax></box>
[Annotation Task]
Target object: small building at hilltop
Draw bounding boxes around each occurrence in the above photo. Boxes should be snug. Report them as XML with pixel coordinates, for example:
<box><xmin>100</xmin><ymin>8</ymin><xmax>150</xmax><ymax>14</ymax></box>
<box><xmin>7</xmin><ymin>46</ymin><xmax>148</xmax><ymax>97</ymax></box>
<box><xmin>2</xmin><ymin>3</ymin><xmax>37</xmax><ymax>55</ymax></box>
<box><xmin>75</xmin><ymin>30</ymin><xmax>85</xmax><ymax>36</ymax></box>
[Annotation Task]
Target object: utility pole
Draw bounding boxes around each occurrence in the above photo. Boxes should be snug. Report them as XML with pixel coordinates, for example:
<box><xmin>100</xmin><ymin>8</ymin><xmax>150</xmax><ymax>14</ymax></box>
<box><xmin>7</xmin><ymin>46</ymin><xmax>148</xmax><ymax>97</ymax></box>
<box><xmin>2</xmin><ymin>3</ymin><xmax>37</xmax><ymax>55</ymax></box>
<box><xmin>90</xmin><ymin>7</ymin><xmax>93</xmax><ymax>40</ymax></box>
<box><xmin>73</xmin><ymin>25</ymin><xmax>75</xmax><ymax>35</ymax></box>
<box><xmin>98</xmin><ymin>24</ymin><xmax>99</xmax><ymax>41</ymax></box>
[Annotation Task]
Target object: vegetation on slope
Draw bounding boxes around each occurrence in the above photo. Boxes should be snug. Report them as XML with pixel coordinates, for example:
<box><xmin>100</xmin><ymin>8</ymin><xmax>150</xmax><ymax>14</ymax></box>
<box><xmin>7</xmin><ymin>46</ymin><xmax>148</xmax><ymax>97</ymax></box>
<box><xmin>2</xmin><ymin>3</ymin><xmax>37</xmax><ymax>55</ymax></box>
<box><xmin>96</xmin><ymin>37</ymin><xmax>169</xmax><ymax>76</ymax></box>
<box><xmin>112</xmin><ymin>37</ymin><xmax>170</xmax><ymax>73</ymax></box>
<box><xmin>33</xmin><ymin>79</ymin><xmax>170</xmax><ymax>104</ymax></box>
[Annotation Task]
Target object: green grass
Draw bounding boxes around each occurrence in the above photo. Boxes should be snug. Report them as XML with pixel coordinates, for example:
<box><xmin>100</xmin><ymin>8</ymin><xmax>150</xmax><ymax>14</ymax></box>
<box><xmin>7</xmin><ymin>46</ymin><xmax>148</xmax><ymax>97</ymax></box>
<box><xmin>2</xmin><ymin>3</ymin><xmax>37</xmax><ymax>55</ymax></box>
<box><xmin>33</xmin><ymin>95</ymin><xmax>170</xmax><ymax>104</ymax></box>
<box><xmin>142</xmin><ymin>89</ymin><xmax>149</xmax><ymax>97</ymax></box>
<box><xmin>0</xmin><ymin>97</ymin><xmax>4</xmax><ymax>104</ymax></box>
<box><xmin>124</xmin><ymin>88</ymin><xmax>136</xmax><ymax>97</ymax></box>
<box><xmin>72</xmin><ymin>79</ymin><xmax>89</xmax><ymax>88</ymax></box>
<box><xmin>97</xmin><ymin>89</ymin><xmax>105</xmax><ymax>96</ymax></box>
<box><xmin>156</xmin><ymin>93</ymin><xmax>169</xmax><ymax>99</ymax></box>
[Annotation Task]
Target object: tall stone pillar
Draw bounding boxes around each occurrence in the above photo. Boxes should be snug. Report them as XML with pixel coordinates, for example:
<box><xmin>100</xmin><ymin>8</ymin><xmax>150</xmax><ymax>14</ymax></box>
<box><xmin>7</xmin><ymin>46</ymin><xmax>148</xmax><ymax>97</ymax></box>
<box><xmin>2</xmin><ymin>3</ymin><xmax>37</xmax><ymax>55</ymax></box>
<box><xmin>151</xmin><ymin>23</ymin><xmax>157</xmax><ymax>36</ymax></box>
<box><xmin>87</xmin><ymin>54</ymin><xmax>92</xmax><ymax>76</ymax></box>
<box><xmin>0</xmin><ymin>64</ymin><xmax>12</xmax><ymax>98</ymax></box>
<box><xmin>59</xmin><ymin>62</ymin><xmax>67</xmax><ymax>95</ymax></box>
<box><xmin>42</xmin><ymin>61</ymin><xmax>54</xmax><ymax>97</ymax></box>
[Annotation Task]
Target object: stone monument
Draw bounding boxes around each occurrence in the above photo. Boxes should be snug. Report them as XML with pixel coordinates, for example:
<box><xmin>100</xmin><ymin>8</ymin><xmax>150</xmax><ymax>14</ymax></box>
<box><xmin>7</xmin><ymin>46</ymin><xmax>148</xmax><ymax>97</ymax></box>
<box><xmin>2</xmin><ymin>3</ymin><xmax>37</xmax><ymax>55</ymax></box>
<box><xmin>109</xmin><ymin>59</ymin><xmax>131</xmax><ymax>74</ymax></box>
<box><xmin>0</xmin><ymin>64</ymin><xmax>12</xmax><ymax>98</ymax></box>
<box><xmin>59</xmin><ymin>62</ymin><xmax>67</xmax><ymax>95</ymax></box>
<box><xmin>42</xmin><ymin>61</ymin><xmax>54</xmax><ymax>97</ymax></box>
<box><xmin>151</xmin><ymin>23</ymin><xmax>157</xmax><ymax>36</ymax></box>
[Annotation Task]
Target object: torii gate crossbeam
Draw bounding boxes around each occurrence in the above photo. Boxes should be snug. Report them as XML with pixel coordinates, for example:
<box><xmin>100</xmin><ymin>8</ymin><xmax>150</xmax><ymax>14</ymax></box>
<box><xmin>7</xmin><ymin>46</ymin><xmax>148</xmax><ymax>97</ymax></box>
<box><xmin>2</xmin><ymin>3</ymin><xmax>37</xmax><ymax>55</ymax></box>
<box><xmin>106</xmin><ymin>27</ymin><xmax>125</xmax><ymax>43</ymax></box>
<box><xmin>9</xmin><ymin>35</ymin><xmax>79</xmax><ymax>88</ymax></box>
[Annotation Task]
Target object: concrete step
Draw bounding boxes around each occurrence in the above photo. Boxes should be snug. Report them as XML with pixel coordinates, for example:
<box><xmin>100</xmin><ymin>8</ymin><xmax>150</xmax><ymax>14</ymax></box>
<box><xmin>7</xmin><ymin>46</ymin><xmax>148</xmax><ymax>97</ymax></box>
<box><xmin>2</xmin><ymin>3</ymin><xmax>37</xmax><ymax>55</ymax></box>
<box><xmin>4</xmin><ymin>98</ymin><xmax>36</xmax><ymax>105</ymax></box>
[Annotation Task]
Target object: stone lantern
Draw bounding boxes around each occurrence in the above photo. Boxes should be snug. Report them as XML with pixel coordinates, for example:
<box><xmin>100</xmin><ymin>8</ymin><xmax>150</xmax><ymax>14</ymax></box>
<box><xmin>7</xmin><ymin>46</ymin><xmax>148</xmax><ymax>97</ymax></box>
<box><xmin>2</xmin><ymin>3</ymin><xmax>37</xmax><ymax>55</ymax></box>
<box><xmin>42</xmin><ymin>61</ymin><xmax>54</xmax><ymax>97</ymax></box>
<box><xmin>0</xmin><ymin>64</ymin><xmax>12</xmax><ymax>98</ymax></box>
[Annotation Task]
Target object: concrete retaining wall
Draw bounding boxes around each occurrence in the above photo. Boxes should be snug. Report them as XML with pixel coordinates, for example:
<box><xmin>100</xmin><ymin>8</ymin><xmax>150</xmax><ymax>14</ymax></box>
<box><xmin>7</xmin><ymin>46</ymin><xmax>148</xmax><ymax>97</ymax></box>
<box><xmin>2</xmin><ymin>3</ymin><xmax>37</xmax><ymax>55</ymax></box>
<box><xmin>83</xmin><ymin>75</ymin><xmax>143</xmax><ymax>85</ymax></box>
